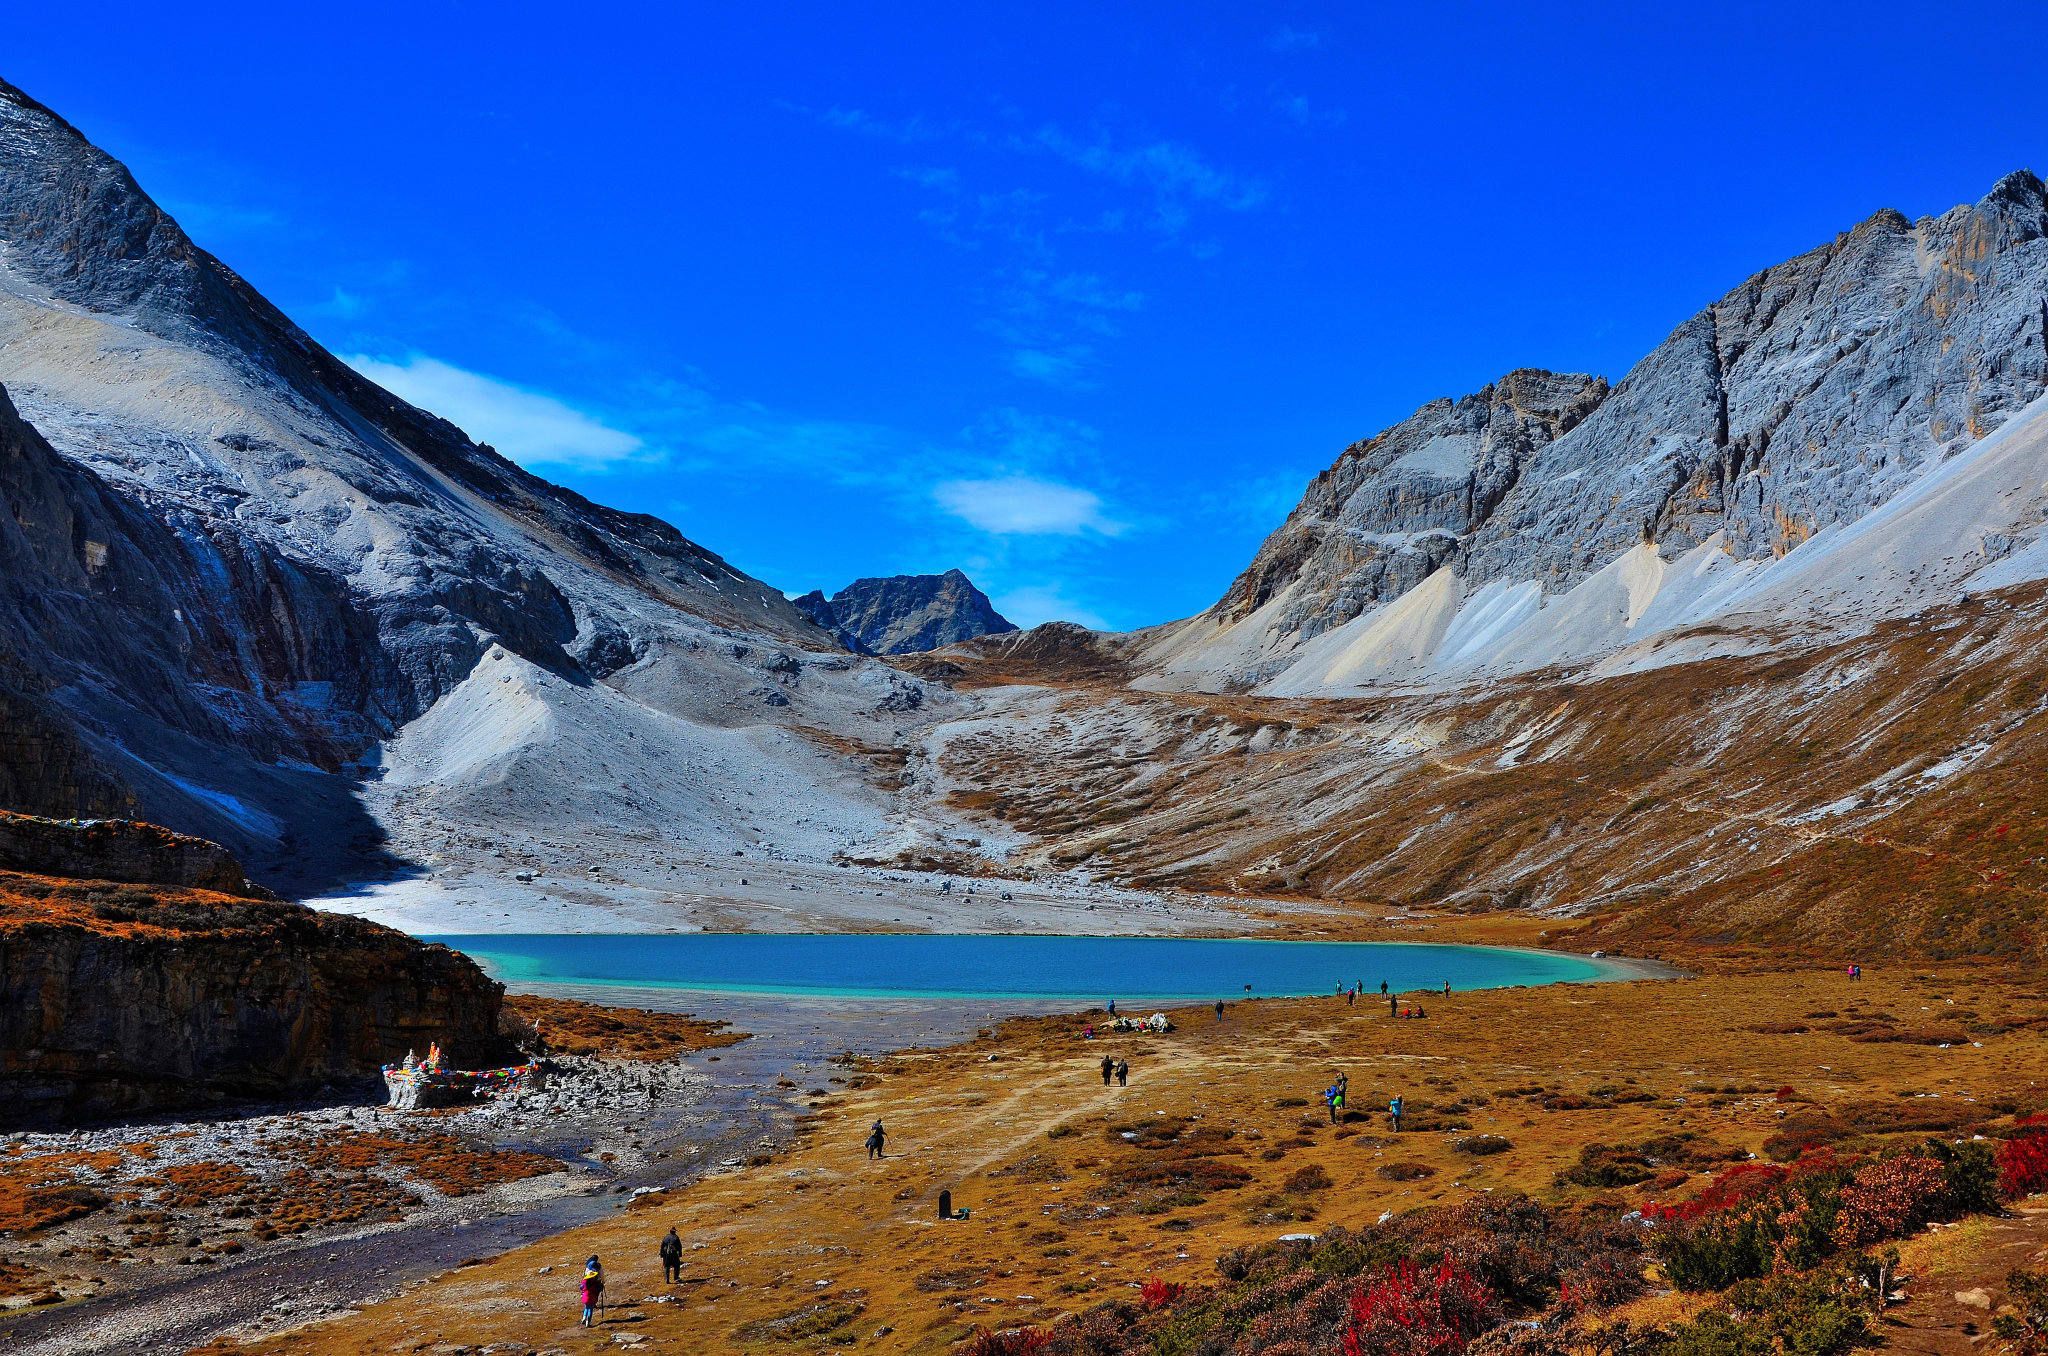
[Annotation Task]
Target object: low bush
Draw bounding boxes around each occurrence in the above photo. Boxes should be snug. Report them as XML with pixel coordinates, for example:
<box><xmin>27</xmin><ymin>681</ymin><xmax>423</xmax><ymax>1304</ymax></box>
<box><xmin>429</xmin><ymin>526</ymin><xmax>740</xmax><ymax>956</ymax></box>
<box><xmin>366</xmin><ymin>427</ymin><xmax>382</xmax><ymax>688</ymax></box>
<box><xmin>1999</xmin><ymin>1117</ymin><xmax>2048</xmax><ymax>1198</ymax></box>
<box><xmin>1994</xmin><ymin>1267</ymin><xmax>2048</xmax><ymax>1356</ymax></box>
<box><xmin>1341</xmin><ymin>1257</ymin><xmax>1501</xmax><ymax>1356</ymax></box>
<box><xmin>1378</xmin><ymin>1161</ymin><xmax>1436</xmax><ymax>1182</ymax></box>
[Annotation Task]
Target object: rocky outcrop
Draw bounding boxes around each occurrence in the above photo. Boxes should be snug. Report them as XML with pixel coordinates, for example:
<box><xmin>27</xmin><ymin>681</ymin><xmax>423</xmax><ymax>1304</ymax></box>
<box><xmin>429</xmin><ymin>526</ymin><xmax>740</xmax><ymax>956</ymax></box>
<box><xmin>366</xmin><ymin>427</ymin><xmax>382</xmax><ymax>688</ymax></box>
<box><xmin>1210</xmin><ymin>369</ymin><xmax>1608</xmax><ymax>643</ymax></box>
<box><xmin>800</xmin><ymin>570</ymin><xmax>1018</xmax><ymax>654</ymax></box>
<box><xmin>0</xmin><ymin>868</ymin><xmax>501</xmax><ymax>1125</ymax></box>
<box><xmin>0</xmin><ymin>811</ymin><xmax>267</xmax><ymax>896</ymax></box>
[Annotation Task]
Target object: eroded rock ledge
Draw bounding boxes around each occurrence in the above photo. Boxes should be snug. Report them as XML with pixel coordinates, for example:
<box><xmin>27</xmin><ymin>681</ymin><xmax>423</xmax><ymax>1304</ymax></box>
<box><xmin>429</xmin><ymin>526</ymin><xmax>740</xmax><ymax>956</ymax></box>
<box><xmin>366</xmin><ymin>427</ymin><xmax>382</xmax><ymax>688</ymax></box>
<box><xmin>0</xmin><ymin>815</ymin><xmax>501</xmax><ymax>1125</ymax></box>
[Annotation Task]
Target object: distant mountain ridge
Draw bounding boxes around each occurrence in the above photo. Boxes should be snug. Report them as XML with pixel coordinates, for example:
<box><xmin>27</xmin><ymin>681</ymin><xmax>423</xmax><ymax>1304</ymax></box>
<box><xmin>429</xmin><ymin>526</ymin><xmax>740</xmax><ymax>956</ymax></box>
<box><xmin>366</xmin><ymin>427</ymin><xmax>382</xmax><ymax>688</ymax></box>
<box><xmin>794</xmin><ymin>569</ymin><xmax>1017</xmax><ymax>655</ymax></box>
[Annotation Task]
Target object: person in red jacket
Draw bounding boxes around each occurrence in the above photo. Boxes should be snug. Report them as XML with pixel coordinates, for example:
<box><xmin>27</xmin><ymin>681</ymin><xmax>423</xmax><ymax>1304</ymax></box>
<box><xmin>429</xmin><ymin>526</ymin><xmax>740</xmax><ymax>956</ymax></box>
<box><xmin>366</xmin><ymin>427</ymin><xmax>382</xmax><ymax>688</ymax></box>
<box><xmin>580</xmin><ymin>1256</ymin><xmax>605</xmax><ymax>1326</ymax></box>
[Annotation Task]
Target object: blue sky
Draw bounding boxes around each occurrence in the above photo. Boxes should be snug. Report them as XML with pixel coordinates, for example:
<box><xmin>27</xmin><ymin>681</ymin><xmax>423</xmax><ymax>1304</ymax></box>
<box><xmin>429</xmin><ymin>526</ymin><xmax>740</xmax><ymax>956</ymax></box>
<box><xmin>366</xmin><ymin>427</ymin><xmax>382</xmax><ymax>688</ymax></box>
<box><xmin>8</xmin><ymin>3</ymin><xmax>2047</xmax><ymax>630</ymax></box>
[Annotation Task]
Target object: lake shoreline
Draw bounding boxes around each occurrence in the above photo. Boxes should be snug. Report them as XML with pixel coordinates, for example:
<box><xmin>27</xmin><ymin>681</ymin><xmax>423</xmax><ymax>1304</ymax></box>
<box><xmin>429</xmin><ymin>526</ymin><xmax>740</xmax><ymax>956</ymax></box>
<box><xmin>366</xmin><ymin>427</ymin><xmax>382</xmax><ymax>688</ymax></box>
<box><xmin>429</xmin><ymin>932</ymin><xmax>1648</xmax><ymax>1002</ymax></box>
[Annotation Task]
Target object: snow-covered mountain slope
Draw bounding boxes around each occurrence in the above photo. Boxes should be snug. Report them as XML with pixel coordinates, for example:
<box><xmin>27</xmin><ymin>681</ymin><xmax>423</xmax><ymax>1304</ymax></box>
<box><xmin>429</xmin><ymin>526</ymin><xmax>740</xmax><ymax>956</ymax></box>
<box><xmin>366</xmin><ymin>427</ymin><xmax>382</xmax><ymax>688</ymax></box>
<box><xmin>1142</xmin><ymin>171</ymin><xmax>2048</xmax><ymax>695</ymax></box>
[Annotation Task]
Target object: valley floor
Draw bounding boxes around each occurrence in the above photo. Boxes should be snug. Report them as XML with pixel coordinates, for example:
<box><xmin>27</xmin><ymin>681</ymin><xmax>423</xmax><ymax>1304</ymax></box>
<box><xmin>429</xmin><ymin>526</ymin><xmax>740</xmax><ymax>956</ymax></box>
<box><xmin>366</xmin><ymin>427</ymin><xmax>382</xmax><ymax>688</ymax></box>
<box><xmin>185</xmin><ymin>964</ymin><xmax>2048</xmax><ymax>1356</ymax></box>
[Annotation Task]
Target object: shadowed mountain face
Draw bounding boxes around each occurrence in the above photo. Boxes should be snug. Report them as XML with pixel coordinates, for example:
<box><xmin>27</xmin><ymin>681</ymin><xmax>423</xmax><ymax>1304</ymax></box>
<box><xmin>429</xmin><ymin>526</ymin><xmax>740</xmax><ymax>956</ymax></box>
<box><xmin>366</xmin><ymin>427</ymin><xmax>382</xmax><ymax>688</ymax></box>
<box><xmin>794</xmin><ymin>570</ymin><xmax>1018</xmax><ymax>654</ymax></box>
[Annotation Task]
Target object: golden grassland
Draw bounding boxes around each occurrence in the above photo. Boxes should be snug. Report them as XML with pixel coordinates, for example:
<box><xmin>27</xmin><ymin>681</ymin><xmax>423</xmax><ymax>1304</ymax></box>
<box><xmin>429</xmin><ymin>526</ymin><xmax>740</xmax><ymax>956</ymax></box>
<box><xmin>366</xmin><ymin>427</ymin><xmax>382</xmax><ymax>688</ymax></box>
<box><xmin>203</xmin><ymin>966</ymin><xmax>2048</xmax><ymax>1355</ymax></box>
<box><xmin>501</xmin><ymin>993</ymin><xmax>745</xmax><ymax>1061</ymax></box>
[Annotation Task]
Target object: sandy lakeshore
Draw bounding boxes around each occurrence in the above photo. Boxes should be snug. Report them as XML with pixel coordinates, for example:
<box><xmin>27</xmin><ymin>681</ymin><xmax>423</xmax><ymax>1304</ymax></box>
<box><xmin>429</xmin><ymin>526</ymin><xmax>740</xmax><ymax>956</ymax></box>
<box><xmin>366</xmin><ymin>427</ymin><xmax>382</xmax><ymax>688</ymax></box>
<box><xmin>181</xmin><ymin>964</ymin><xmax>2048</xmax><ymax>1356</ymax></box>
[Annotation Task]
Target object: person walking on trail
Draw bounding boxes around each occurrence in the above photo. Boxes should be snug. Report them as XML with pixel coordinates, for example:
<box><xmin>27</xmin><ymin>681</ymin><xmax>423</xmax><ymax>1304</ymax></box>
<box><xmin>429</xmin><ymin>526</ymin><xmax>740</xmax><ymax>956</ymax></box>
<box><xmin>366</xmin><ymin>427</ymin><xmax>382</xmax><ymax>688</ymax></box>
<box><xmin>866</xmin><ymin>1120</ymin><xmax>886</xmax><ymax>1159</ymax></box>
<box><xmin>659</xmin><ymin>1227</ymin><xmax>683</xmax><ymax>1283</ymax></box>
<box><xmin>1389</xmin><ymin>1096</ymin><xmax>1404</xmax><ymax>1133</ymax></box>
<box><xmin>1101</xmin><ymin>1054</ymin><xmax>1115</xmax><ymax>1086</ymax></box>
<box><xmin>1215</xmin><ymin>1000</ymin><xmax>1226</xmax><ymax>1022</ymax></box>
<box><xmin>580</xmin><ymin>1256</ymin><xmax>605</xmax><ymax>1326</ymax></box>
<box><xmin>1115</xmin><ymin>1058</ymin><xmax>1129</xmax><ymax>1087</ymax></box>
<box><xmin>1346</xmin><ymin>987</ymin><xmax>1355</xmax><ymax>1007</ymax></box>
<box><xmin>1325</xmin><ymin>1084</ymin><xmax>1340</xmax><ymax>1122</ymax></box>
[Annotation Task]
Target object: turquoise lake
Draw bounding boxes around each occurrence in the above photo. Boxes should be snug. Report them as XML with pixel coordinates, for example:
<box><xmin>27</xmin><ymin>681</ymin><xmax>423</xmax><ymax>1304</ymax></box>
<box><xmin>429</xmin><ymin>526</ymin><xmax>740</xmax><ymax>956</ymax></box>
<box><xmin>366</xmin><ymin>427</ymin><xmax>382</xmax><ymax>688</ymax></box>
<box><xmin>424</xmin><ymin>934</ymin><xmax>1614</xmax><ymax>1003</ymax></box>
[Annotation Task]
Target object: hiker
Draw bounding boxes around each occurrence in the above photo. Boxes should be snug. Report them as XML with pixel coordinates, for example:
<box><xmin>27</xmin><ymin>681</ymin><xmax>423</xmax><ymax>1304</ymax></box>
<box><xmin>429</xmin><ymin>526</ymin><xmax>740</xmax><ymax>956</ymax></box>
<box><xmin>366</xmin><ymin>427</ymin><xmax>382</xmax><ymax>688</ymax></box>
<box><xmin>1444</xmin><ymin>980</ymin><xmax>1451</xmax><ymax>997</ymax></box>
<box><xmin>1116</xmin><ymin>1058</ymin><xmax>1129</xmax><ymax>1087</ymax></box>
<box><xmin>1215</xmin><ymin>1000</ymin><xmax>1226</xmax><ymax>1022</ymax></box>
<box><xmin>1337</xmin><ymin>1073</ymin><xmax>1348</xmax><ymax>1107</ymax></box>
<box><xmin>1326</xmin><ymin>1084</ymin><xmax>1340</xmax><ymax>1122</ymax></box>
<box><xmin>659</xmin><ymin>1227</ymin><xmax>682</xmax><ymax>1283</ymax></box>
<box><xmin>580</xmin><ymin>1256</ymin><xmax>605</xmax><ymax>1326</ymax></box>
<box><xmin>1107</xmin><ymin>998</ymin><xmax>1116</xmax><ymax>1016</ymax></box>
<box><xmin>1389</xmin><ymin>1096</ymin><xmax>1404</xmax><ymax>1133</ymax></box>
<box><xmin>1346</xmin><ymin>987</ymin><xmax>1355</xmax><ymax>1007</ymax></box>
<box><xmin>1388</xmin><ymin>994</ymin><xmax>1397</xmax><ymax>1018</ymax></box>
<box><xmin>1379</xmin><ymin>980</ymin><xmax>1388</xmax><ymax>995</ymax></box>
<box><xmin>1101</xmin><ymin>1054</ymin><xmax>1115</xmax><ymax>1085</ymax></box>
<box><xmin>866</xmin><ymin>1120</ymin><xmax>886</xmax><ymax>1160</ymax></box>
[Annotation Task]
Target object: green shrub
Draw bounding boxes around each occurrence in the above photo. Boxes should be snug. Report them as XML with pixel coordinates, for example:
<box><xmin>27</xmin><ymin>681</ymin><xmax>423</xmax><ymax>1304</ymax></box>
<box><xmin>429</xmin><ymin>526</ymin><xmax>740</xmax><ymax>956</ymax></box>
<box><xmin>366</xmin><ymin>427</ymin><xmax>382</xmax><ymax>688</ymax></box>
<box><xmin>1665</xmin><ymin>1310</ymin><xmax>1772</xmax><ymax>1356</ymax></box>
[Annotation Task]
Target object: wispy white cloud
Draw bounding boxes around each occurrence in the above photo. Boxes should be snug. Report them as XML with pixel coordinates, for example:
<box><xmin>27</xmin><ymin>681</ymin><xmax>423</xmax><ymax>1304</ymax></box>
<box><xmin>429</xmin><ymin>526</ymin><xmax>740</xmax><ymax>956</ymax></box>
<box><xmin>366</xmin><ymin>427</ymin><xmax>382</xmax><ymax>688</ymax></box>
<box><xmin>992</xmin><ymin>583</ymin><xmax>1110</xmax><ymax>630</ymax></box>
<box><xmin>894</xmin><ymin>165</ymin><xmax>962</xmax><ymax>191</ymax></box>
<box><xmin>345</xmin><ymin>353</ymin><xmax>656</xmax><ymax>472</ymax></box>
<box><xmin>1027</xmin><ymin>127</ymin><xmax>1268</xmax><ymax>217</ymax></box>
<box><xmin>1276</xmin><ymin>94</ymin><xmax>1347</xmax><ymax>127</ymax></box>
<box><xmin>933</xmin><ymin>475</ymin><xmax>1126</xmax><ymax>537</ymax></box>
<box><xmin>1267</xmin><ymin>26</ymin><xmax>1323</xmax><ymax>52</ymax></box>
<box><xmin>1008</xmin><ymin>348</ymin><xmax>1088</xmax><ymax>383</ymax></box>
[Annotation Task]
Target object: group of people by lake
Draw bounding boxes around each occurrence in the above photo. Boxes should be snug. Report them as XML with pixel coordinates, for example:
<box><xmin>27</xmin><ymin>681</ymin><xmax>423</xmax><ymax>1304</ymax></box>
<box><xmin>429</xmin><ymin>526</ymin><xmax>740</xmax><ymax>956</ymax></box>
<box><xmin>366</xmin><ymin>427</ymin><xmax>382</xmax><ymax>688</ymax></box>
<box><xmin>574</xmin><ymin>973</ymin><xmax>1463</xmax><ymax>1329</ymax></box>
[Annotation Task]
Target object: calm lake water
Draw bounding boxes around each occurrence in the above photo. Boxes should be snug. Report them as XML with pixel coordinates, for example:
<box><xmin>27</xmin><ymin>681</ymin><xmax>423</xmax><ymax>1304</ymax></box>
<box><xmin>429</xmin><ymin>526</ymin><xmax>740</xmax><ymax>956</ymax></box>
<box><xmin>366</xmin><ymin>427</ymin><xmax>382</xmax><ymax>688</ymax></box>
<box><xmin>425</xmin><ymin>933</ymin><xmax>1614</xmax><ymax>1003</ymax></box>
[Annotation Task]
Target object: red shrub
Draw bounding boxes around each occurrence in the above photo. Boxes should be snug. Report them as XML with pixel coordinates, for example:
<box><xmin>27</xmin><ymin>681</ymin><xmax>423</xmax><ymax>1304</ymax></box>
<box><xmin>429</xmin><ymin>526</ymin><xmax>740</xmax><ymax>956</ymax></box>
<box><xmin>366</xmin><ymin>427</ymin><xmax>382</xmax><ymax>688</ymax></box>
<box><xmin>1140</xmin><ymin>1278</ymin><xmax>1186</xmax><ymax>1310</ymax></box>
<box><xmin>1341</xmin><ymin>1257</ymin><xmax>1501</xmax><ymax>1356</ymax></box>
<box><xmin>2000</xmin><ymin>1126</ymin><xmax>2048</xmax><ymax>1200</ymax></box>
<box><xmin>967</xmin><ymin>1326</ymin><xmax>1052</xmax><ymax>1356</ymax></box>
<box><xmin>1643</xmin><ymin>1162</ymin><xmax>1790</xmax><ymax>1222</ymax></box>
<box><xmin>1833</xmin><ymin>1155</ymin><xmax>1954</xmax><ymax>1247</ymax></box>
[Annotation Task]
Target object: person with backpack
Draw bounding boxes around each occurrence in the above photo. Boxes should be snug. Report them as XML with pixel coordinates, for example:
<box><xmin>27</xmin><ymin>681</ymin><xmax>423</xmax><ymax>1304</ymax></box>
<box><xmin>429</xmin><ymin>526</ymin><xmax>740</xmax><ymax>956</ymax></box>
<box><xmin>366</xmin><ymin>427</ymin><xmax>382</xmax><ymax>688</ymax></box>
<box><xmin>1115</xmin><ymin>1058</ymin><xmax>1129</xmax><ymax>1087</ymax></box>
<box><xmin>580</xmin><ymin>1256</ymin><xmax>605</xmax><ymax>1326</ymax></box>
<box><xmin>1389</xmin><ymin>1096</ymin><xmax>1404</xmax><ymax>1133</ymax></box>
<box><xmin>1101</xmin><ymin>1054</ymin><xmax>1114</xmax><ymax>1085</ymax></box>
<box><xmin>659</xmin><ymin>1227</ymin><xmax>682</xmax><ymax>1283</ymax></box>
<box><xmin>866</xmin><ymin>1120</ymin><xmax>886</xmax><ymax>1159</ymax></box>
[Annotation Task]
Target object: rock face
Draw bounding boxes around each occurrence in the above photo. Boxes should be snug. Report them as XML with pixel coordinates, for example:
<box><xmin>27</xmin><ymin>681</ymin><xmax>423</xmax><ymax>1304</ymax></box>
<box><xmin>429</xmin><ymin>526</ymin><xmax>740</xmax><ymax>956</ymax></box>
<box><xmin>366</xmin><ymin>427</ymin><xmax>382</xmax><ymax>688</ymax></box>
<box><xmin>0</xmin><ymin>811</ymin><xmax>264</xmax><ymax>896</ymax></box>
<box><xmin>0</xmin><ymin>76</ymin><xmax>849</xmax><ymax>868</ymax></box>
<box><xmin>0</xmin><ymin>821</ymin><xmax>502</xmax><ymax>1124</ymax></box>
<box><xmin>1149</xmin><ymin>170</ymin><xmax>2048</xmax><ymax>692</ymax></box>
<box><xmin>1210</xmin><ymin>369</ymin><xmax>1609</xmax><ymax>644</ymax></box>
<box><xmin>796</xmin><ymin>569</ymin><xmax>1018</xmax><ymax>654</ymax></box>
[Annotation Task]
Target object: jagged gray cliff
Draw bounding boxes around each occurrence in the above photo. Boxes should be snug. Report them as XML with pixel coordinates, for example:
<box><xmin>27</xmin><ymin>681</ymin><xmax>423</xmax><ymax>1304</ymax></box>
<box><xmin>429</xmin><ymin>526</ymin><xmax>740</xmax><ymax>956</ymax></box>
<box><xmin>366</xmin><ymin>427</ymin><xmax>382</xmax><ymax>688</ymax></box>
<box><xmin>795</xmin><ymin>569</ymin><xmax>1018</xmax><ymax>654</ymax></box>
<box><xmin>1144</xmin><ymin>170</ymin><xmax>2048</xmax><ymax>693</ymax></box>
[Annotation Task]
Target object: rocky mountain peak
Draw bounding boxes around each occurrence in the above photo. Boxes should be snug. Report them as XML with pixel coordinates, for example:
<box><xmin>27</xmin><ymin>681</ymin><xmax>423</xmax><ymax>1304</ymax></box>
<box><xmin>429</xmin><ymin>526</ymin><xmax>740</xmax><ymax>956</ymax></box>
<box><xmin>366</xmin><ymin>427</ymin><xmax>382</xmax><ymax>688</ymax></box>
<box><xmin>797</xmin><ymin>570</ymin><xmax>1018</xmax><ymax>655</ymax></box>
<box><xmin>1144</xmin><ymin>167</ymin><xmax>2048</xmax><ymax>695</ymax></box>
<box><xmin>1207</xmin><ymin>366</ymin><xmax>1608</xmax><ymax>639</ymax></box>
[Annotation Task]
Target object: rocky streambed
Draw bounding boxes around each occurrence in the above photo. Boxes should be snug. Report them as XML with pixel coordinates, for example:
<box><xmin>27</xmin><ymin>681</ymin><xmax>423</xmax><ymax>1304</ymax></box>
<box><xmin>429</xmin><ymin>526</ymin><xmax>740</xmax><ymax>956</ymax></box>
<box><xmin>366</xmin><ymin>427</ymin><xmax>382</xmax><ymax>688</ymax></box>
<box><xmin>0</xmin><ymin>990</ymin><xmax>1030</xmax><ymax>1355</ymax></box>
